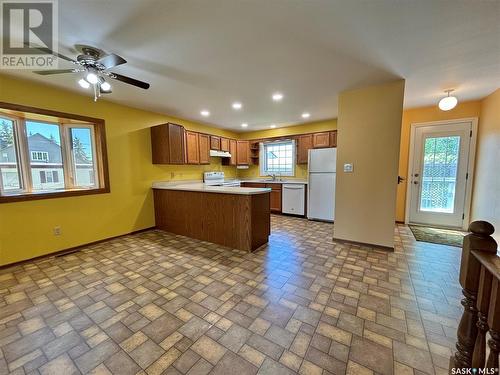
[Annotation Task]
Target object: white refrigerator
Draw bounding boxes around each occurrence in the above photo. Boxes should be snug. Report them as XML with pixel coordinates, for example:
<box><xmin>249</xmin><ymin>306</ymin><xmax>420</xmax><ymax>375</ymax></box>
<box><xmin>307</xmin><ymin>148</ymin><xmax>336</xmax><ymax>221</ymax></box>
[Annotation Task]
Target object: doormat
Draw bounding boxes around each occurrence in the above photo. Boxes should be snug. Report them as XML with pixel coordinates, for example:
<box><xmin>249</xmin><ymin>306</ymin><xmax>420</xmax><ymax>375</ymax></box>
<box><xmin>408</xmin><ymin>225</ymin><xmax>467</xmax><ymax>248</ymax></box>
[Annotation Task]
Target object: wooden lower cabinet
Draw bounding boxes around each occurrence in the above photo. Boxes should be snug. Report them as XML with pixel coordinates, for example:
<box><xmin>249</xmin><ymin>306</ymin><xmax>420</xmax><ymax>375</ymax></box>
<box><xmin>153</xmin><ymin>189</ymin><xmax>270</xmax><ymax>252</ymax></box>
<box><xmin>198</xmin><ymin>134</ymin><xmax>210</xmax><ymax>164</ymax></box>
<box><xmin>241</xmin><ymin>182</ymin><xmax>266</xmax><ymax>188</ymax></box>
<box><xmin>185</xmin><ymin>131</ymin><xmax>200</xmax><ymax>164</ymax></box>
<box><xmin>266</xmin><ymin>184</ymin><xmax>282</xmax><ymax>213</ymax></box>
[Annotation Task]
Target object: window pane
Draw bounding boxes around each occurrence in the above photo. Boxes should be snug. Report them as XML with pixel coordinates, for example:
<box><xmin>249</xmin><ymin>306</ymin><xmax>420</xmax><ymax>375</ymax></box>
<box><xmin>261</xmin><ymin>140</ymin><xmax>295</xmax><ymax>176</ymax></box>
<box><xmin>70</xmin><ymin>127</ymin><xmax>97</xmax><ymax>187</ymax></box>
<box><xmin>26</xmin><ymin>121</ymin><xmax>65</xmax><ymax>191</ymax></box>
<box><xmin>420</xmin><ymin>136</ymin><xmax>460</xmax><ymax>213</ymax></box>
<box><xmin>0</xmin><ymin>118</ymin><xmax>21</xmax><ymax>191</ymax></box>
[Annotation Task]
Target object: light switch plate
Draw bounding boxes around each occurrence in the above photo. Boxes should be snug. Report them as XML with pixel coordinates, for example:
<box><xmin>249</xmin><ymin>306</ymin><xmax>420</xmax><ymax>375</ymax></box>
<box><xmin>343</xmin><ymin>163</ymin><xmax>353</xmax><ymax>173</ymax></box>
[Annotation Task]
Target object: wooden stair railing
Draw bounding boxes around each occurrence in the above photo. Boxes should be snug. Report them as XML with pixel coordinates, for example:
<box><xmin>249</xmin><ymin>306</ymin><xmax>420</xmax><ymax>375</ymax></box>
<box><xmin>450</xmin><ymin>220</ymin><xmax>500</xmax><ymax>372</ymax></box>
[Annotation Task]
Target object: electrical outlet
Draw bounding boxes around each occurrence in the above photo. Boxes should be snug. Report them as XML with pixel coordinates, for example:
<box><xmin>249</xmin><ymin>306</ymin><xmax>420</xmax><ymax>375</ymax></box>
<box><xmin>343</xmin><ymin>163</ymin><xmax>354</xmax><ymax>173</ymax></box>
<box><xmin>170</xmin><ymin>172</ymin><xmax>175</xmax><ymax>178</ymax></box>
<box><xmin>53</xmin><ymin>226</ymin><xmax>61</xmax><ymax>236</ymax></box>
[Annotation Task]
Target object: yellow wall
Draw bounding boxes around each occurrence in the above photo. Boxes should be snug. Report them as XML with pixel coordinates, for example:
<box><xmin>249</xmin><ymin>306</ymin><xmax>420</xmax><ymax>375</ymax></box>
<box><xmin>237</xmin><ymin>119</ymin><xmax>337</xmax><ymax>179</ymax></box>
<box><xmin>0</xmin><ymin>74</ymin><xmax>239</xmax><ymax>266</ymax></box>
<box><xmin>396</xmin><ymin>100</ymin><xmax>482</xmax><ymax>221</ymax></box>
<box><xmin>471</xmin><ymin>89</ymin><xmax>500</xmax><ymax>243</ymax></box>
<box><xmin>334</xmin><ymin>80</ymin><xmax>405</xmax><ymax>248</ymax></box>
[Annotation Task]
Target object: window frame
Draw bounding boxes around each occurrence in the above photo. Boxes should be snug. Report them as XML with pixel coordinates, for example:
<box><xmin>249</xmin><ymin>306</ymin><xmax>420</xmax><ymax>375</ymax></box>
<box><xmin>259</xmin><ymin>139</ymin><xmax>296</xmax><ymax>177</ymax></box>
<box><xmin>0</xmin><ymin>102</ymin><xmax>109</xmax><ymax>203</ymax></box>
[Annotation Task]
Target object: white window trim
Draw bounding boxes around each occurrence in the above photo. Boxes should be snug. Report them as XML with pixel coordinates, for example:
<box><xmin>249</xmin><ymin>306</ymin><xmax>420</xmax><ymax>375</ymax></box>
<box><xmin>259</xmin><ymin>139</ymin><xmax>296</xmax><ymax>177</ymax></box>
<box><xmin>31</xmin><ymin>151</ymin><xmax>49</xmax><ymax>161</ymax></box>
<box><xmin>65</xmin><ymin>123</ymin><xmax>99</xmax><ymax>188</ymax></box>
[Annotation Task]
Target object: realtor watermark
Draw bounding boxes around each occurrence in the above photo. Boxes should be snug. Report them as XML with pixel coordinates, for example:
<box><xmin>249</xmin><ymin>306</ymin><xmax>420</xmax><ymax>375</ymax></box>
<box><xmin>451</xmin><ymin>368</ymin><xmax>499</xmax><ymax>374</ymax></box>
<box><xmin>1</xmin><ymin>0</ymin><xmax>58</xmax><ymax>69</ymax></box>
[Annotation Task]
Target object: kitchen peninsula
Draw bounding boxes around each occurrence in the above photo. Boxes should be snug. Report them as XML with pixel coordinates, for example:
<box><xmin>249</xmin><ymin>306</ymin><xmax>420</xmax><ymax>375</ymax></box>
<box><xmin>152</xmin><ymin>182</ymin><xmax>271</xmax><ymax>252</ymax></box>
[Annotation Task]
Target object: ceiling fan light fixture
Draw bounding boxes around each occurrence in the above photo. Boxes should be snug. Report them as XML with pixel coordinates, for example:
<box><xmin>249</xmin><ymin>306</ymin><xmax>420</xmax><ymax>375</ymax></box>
<box><xmin>78</xmin><ymin>78</ymin><xmax>90</xmax><ymax>89</ymax></box>
<box><xmin>100</xmin><ymin>81</ymin><xmax>111</xmax><ymax>92</ymax></box>
<box><xmin>86</xmin><ymin>72</ymin><xmax>99</xmax><ymax>84</ymax></box>
<box><xmin>438</xmin><ymin>89</ymin><xmax>458</xmax><ymax>111</ymax></box>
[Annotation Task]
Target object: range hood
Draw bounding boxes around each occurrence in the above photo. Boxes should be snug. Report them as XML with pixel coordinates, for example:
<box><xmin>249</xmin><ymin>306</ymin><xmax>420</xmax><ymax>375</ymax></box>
<box><xmin>209</xmin><ymin>150</ymin><xmax>231</xmax><ymax>158</ymax></box>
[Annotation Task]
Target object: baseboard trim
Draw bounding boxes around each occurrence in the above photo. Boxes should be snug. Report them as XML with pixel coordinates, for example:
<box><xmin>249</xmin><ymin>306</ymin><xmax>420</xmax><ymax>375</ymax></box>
<box><xmin>0</xmin><ymin>226</ymin><xmax>156</xmax><ymax>270</ymax></box>
<box><xmin>332</xmin><ymin>236</ymin><xmax>394</xmax><ymax>252</ymax></box>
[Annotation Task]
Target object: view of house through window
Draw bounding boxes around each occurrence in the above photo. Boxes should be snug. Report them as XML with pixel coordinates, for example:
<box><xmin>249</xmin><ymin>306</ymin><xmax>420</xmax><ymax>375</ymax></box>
<box><xmin>0</xmin><ymin>108</ymin><xmax>105</xmax><ymax>200</ymax></box>
<box><xmin>26</xmin><ymin>121</ymin><xmax>66</xmax><ymax>191</ymax></box>
<box><xmin>260</xmin><ymin>140</ymin><xmax>295</xmax><ymax>176</ymax></box>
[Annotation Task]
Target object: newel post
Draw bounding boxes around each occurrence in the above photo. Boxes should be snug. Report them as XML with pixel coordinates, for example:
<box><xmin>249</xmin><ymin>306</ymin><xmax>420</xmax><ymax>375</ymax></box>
<box><xmin>451</xmin><ymin>221</ymin><xmax>497</xmax><ymax>369</ymax></box>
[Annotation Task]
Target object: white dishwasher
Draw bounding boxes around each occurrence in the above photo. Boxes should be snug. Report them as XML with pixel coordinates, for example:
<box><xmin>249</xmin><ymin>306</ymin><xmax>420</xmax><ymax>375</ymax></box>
<box><xmin>282</xmin><ymin>184</ymin><xmax>306</xmax><ymax>215</ymax></box>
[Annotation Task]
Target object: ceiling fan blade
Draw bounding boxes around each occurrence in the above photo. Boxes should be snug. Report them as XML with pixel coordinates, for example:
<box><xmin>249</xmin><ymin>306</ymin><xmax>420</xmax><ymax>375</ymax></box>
<box><xmin>99</xmin><ymin>88</ymin><xmax>112</xmax><ymax>94</ymax></box>
<box><xmin>24</xmin><ymin>43</ymin><xmax>77</xmax><ymax>63</ymax></box>
<box><xmin>97</xmin><ymin>53</ymin><xmax>127</xmax><ymax>69</ymax></box>
<box><xmin>33</xmin><ymin>69</ymin><xmax>79</xmax><ymax>75</ymax></box>
<box><xmin>110</xmin><ymin>73</ymin><xmax>150</xmax><ymax>89</ymax></box>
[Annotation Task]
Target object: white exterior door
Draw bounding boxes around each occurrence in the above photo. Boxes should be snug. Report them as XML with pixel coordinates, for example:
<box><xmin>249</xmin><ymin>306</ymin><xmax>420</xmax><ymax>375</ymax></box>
<box><xmin>408</xmin><ymin>121</ymin><xmax>473</xmax><ymax>228</ymax></box>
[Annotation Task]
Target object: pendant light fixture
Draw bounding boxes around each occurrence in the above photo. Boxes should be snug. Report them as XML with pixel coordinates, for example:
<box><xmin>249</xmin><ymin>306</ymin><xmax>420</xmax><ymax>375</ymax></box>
<box><xmin>438</xmin><ymin>89</ymin><xmax>458</xmax><ymax>111</ymax></box>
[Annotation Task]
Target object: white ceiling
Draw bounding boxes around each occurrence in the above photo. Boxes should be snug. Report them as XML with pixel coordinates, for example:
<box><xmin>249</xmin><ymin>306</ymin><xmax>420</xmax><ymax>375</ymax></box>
<box><xmin>4</xmin><ymin>0</ymin><xmax>500</xmax><ymax>131</ymax></box>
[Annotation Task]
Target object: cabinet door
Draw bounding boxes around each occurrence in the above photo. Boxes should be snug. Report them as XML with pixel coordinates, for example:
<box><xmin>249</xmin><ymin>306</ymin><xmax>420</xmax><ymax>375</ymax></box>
<box><xmin>185</xmin><ymin>131</ymin><xmax>200</xmax><ymax>164</ymax></box>
<box><xmin>241</xmin><ymin>182</ymin><xmax>266</xmax><ymax>188</ymax></box>
<box><xmin>297</xmin><ymin>134</ymin><xmax>312</xmax><ymax>164</ymax></box>
<box><xmin>198</xmin><ymin>134</ymin><xmax>210</xmax><ymax>164</ymax></box>
<box><xmin>312</xmin><ymin>132</ymin><xmax>331</xmax><ymax>148</ymax></box>
<box><xmin>151</xmin><ymin>123</ymin><xmax>185</xmax><ymax>164</ymax></box>
<box><xmin>329</xmin><ymin>131</ymin><xmax>337</xmax><ymax>147</ymax></box>
<box><xmin>236</xmin><ymin>141</ymin><xmax>250</xmax><ymax>165</ymax></box>
<box><xmin>266</xmin><ymin>183</ymin><xmax>282</xmax><ymax>212</ymax></box>
<box><xmin>229</xmin><ymin>139</ymin><xmax>237</xmax><ymax>165</ymax></box>
<box><xmin>210</xmin><ymin>136</ymin><xmax>221</xmax><ymax>150</ymax></box>
<box><xmin>220</xmin><ymin>138</ymin><xmax>230</xmax><ymax>152</ymax></box>
<box><xmin>168</xmin><ymin>124</ymin><xmax>186</xmax><ymax>164</ymax></box>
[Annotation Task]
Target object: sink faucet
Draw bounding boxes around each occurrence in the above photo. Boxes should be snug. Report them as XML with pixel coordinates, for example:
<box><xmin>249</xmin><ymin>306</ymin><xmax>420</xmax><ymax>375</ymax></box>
<box><xmin>269</xmin><ymin>173</ymin><xmax>277</xmax><ymax>181</ymax></box>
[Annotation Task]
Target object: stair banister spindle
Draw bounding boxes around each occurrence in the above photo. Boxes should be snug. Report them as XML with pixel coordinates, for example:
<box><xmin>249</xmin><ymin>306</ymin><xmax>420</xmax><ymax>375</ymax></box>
<box><xmin>451</xmin><ymin>221</ymin><xmax>497</xmax><ymax>369</ymax></box>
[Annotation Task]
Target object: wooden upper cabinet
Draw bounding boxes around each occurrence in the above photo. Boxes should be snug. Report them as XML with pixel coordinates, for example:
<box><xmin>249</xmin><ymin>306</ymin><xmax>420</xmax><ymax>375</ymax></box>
<box><xmin>330</xmin><ymin>131</ymin><xmax>337</xmax><ymax>147</ymax></box>
<box><xmin>210</xmin><ymin>136</ymin><xmax>221</xmax><ymax>150</ymax></box>
<box><xmin>185</xmin><ymin>131</ymin><xmax>200</xmax><ymax>164</ymax></box>
<box><xmin>312</xmin><ymin>132</ymin><xmax>331</xmax><ymax>148</ymax></box>
<box><xmin>151</xmin><ymin>123</ymin><xmax>185</xmax><ymax>164</ymax></box>
<box><xmin>220</xmin><ymin>138</ymin><xmax>230</xmax><ymax>152</ymax></box>
<box><xmin>228</xmin><ymin>139</ymin><xmax>237</xmax><ymax>166</ymax></box>
<box><xmin>297</xmin><ymin>134</ymin><xmax>312</xmax><ymax>164</ymax></box>
<box><xmin>236</xmin><ymin>140</ymin><xmax>250</xmax><ymax>165</ymax></box>
<box><xmin>198</xmin><ymin>134</ymin><xmax>210</xmax><ymax>164</ymax></box>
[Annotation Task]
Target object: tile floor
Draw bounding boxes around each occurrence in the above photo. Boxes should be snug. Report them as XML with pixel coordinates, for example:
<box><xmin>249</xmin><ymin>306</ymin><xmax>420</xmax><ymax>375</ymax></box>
<box><xmin>0</xmin><ymin>215</ymin><xmax>463</xmax><ymax>375</ymax></box>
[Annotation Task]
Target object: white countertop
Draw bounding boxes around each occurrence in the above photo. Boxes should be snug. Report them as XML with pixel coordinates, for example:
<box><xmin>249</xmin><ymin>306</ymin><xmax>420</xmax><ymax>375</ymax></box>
<box><xmin>152</xmin><ymin>181</ymin><xmax>271</xmax><ymax>195</ymax></box>
<box><xmin>241</xmin><ymin>179</ymin><xmax>308</xmax><ymax>185</ymax></box>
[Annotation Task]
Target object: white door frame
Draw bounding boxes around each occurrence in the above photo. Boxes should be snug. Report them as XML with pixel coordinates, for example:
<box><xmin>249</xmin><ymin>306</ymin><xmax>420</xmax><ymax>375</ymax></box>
<box><xmin>405</xmin><ymin>118</ymin><xmax>478</xmax><ymax>230</ymax></box>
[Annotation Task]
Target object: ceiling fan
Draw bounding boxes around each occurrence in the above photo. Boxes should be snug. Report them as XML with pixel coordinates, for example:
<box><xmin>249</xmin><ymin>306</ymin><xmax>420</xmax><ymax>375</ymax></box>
<box><xmin>31</xmin><ymin>44</ymin><xmax>150</xmax><ymax>101</ymax></box>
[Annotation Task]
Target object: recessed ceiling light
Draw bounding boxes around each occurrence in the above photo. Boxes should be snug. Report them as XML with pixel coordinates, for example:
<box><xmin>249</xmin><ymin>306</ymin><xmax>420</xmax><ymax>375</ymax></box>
<box><xmin>301</xmin><ymin>112</ymin><xmax>310</xmax><ymax>119</ymax></box>
<box><xmin>438</xmin><ymin>89</ymin><xmax>458</xmax><ymax>111</ymax></box>
<box><xmin>232</xmin><ymin>102</ymin><xmax>242</xmax><ymax>110</ymax></box>
<box><xmin>272</xmin><ymin>92</ymin><xmax>283</xmax><ymax>101</ymax></box>
<box><xmin>241</xmin><ymin>123</ymin><xmax>248</xmax><ymax>128</ymax></box>
<box><xmin>200</xmin><ymin>110</ymin><xmax>210</xmax><ymax>117</ymax></box>
<box><xmin>270</xmin><ymin>124</ymin><xmax>276</xmax><ymax>129</ymax></box>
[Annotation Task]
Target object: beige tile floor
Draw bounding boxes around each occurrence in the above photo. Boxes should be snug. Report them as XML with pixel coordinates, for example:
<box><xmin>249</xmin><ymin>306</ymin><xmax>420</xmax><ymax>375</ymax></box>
<box><xmin>0</xmin><ymin>215</ymin><xmax>463</xmax><ymax>375</ymax></box>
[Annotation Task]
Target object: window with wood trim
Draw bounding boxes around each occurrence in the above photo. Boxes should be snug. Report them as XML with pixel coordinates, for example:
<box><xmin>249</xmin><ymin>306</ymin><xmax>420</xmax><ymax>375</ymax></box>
<box><xmin>0</xmin><ymin>103</ymin><xmax>109</xmax><ymax>202</ymax></box>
